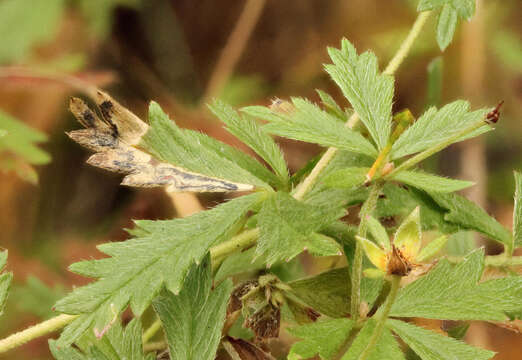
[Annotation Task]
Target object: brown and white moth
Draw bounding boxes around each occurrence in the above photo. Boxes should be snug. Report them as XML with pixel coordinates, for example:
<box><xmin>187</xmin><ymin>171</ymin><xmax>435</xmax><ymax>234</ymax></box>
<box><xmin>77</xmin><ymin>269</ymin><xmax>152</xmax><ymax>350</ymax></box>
<box><xmin>67</xmin><ymin>90</ymin><xmax>254</xmax><ymax>192</ymax></box>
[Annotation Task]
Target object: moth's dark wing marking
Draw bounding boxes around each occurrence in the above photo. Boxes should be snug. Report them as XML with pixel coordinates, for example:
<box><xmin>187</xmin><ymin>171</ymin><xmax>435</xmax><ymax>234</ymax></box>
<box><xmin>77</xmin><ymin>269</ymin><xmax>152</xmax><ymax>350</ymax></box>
<box><xmin>67</xmin><ymin>92</ymin><xmax>254</xmax><ymax>192</ymax></box>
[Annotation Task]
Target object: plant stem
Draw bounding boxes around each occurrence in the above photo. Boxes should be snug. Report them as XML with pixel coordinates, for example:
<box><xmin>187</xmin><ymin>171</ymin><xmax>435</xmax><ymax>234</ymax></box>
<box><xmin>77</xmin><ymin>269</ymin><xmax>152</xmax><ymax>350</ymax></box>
<box><xmin>0</xmin><ymin>314</ymin><xmax>77</xmax><ymax>354</ymax></box>
<box><xmin>357</xmin><ymin>275</ymin><xmax>401</xmax><ymax>360</ymax></box>
<box><xmin>143</xmin><ymin>340</ymin><xmax>167</xmax><ymax>352</ymax></box>
<box><xmin>383</xmin><ymin>11</ymin><xmax>432</xmax><ymax>76</ymax></box>
<box><xmin>0</xmin><ymin>10</ymin><xmax>434</xmax><ymax>356</ymax></box>
<box><xmin>293</xmin><ymin>11</ymin><xmax>432</xmax><ymax>201</ymax></box>
<box><xmin>142</xmin><ymin>318</ymin><xmax>163</xmax><ymax>343</ymax></box>
<box><xmin>351</xmin><ymin>183</ymin><xmax>383</xmax><ymax>322</ymax></box>
<box><xmin>210</xmin><ymin>228</ymin><xmax>260</xmax><ymax>267</ymax></box>
<box><xmin>385</xmin><ymin>119</ymin><xmax>487</xmax><ymax>179</ymax></box>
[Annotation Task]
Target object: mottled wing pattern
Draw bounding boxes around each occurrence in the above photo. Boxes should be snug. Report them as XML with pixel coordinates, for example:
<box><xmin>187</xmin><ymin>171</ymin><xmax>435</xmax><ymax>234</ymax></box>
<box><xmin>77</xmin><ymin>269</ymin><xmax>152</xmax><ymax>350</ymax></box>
<box><xmin>67</xmin><ymin>91</ymin><xmax>253</xmax><ymax>192</ymax></box>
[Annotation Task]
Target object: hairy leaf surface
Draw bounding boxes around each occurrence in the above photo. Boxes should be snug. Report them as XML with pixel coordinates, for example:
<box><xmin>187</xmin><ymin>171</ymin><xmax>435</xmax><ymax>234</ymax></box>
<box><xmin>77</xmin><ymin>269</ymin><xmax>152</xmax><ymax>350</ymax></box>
<box><xmin>390</xmin><ymin>170</ymin><xmax>474</xmax><ymax>193</ymax></box>
<box><xmin>0</xmin><ymin>251</ymin><xmax>13</xmax><ymax>316</ymax></box>
<box><xmin>390</xmin><ymin>249</ymin><xmax>522</xmax><ymax>321</ymax></box>
<box><xmin>387</xmin><ymin>319</ymin><xmax>494</xmax><ymax>360</ymax></box>
<box><xmin>152</xmin><ymin>255</ymin><xmax>233</xmax><ymax>360</ymax></box>
<box><xmin>325</xmin><ymin>39</ymin><xmax>394</xmax><ymax>150</ymax></box>
<box><xmin>257</xmin><ymin>192</ymin><xmax>345</xmax><ymax>265</ymax></box>
<box><xmin>54</xmin><ymin>193</ymin><xmax>262</xmax><ymax>345</ymax></box>
<box><xmin>287</xmin><ymin>318</ymin><xmax>354</xmax><ymax>360</ymax></box>
<box><xmin>391</xmin><ymin>101</ymin><xmax>490</xmax><ymax>160</ymax></box>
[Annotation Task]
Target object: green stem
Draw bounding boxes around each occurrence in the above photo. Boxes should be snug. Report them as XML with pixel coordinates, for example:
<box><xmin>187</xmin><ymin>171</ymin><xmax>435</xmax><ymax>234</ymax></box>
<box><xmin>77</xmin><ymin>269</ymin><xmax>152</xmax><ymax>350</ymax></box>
<box><xmin>385</xmin><ymin>119</ymin><xmax>487</xmax><ymax>179</ymax></box>
<box><xmin>210</xmin><ymin>228</ymin><xmax>260</xmax><ymax>267</ymax></box>
<box><xmin>351</xmin><ymin>183</ymin><xmax>383</xmax><ymax>322</ymax></box>
<box><xmin>357</xmin><ymin>275</ymin><xmax>401</xmax><ymax>360</ymax></box>
<box><xmin>142</xmin><ymin>318</ymin><xmax>163</xmax><ymax>343</ymax></box>
<box><xmin>383</xmin><ymin>12</ymin><xmax>432</xmax><ymax>76</ymax></box>
<box><xmin>0</xmin><ymin>314</ymin><xmax>78</xmax><ymax>354</ymax></box>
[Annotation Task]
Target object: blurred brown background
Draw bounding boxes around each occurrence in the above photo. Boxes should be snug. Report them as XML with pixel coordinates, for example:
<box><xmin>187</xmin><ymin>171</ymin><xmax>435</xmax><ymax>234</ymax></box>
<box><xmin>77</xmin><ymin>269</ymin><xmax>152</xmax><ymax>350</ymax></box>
<box><xmin>0</xmin><ymin>0</ymin><xmax>520</xmax><ymax>358</ymax></box>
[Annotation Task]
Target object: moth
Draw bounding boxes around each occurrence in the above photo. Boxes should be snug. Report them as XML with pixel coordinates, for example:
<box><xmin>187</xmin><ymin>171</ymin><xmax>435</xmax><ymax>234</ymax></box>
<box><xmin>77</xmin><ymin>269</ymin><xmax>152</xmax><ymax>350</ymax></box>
<box><xmin>67</xmin><ymin>91</ymin><xmax>253</xmax><ymax>192</ymax></box>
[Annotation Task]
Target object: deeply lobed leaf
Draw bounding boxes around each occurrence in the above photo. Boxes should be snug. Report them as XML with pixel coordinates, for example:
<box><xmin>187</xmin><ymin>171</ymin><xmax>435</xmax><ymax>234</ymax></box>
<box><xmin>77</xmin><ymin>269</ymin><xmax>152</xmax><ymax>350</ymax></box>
<box><xmin>152</xmin><ymin>255</ymin><xmax>233</xmax><ymax>360</ymax></box>
<box><xmin>325</xmin><ymin>39</ymin><xmax>394</xmax><ymax>150</ymax></box>
<box><xmin>391</xmin><ymin>101</ymin><xmax>490</xmax><ymax>160</ymax></box>
<box><xmin>53</xmin><ymin>193</ymin><xmax>263</xmax><ymax>345</ymax></box>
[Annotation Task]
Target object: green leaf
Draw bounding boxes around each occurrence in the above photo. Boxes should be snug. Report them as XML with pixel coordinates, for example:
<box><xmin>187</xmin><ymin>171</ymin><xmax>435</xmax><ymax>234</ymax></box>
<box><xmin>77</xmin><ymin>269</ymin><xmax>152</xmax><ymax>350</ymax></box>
<box><xmin>248</xmin><ymin>98</ymin><xmax>377</xmax><ymax>157</ymax></box>
<box><xmin>426</xmin><ymin>57</ymin><xmax>443</xmax><ymax>108</ymax></box>
<box><xmin>288</xmin><ymin>267</ymin><xmax>382</xmax><ymax>318</ymax></box>
<box><xmin>153</xmin><ymin>255</ymin><xmax>233</xmax><ymax>360</ymax></box>
<box><xmin>418</xmin><ymin>0</ymin><xmax>475</xmax><ymax>21</ymax></box>
<box><xmin>436</xmin><ymin>4</ymin><xmax>458</xmax><ymax>51</ymax></box>
<box><xmin>358</xmin><ymin>236</ymin><xmax>387</xmax><ymax>271</ymax></box>
<box><xmin>0</xmin><ymin>0</ymin><xmax>65</xmax><ymax>63</ymax></box>
<box><xmin>390</xmin><ymin>249</ymin><xmax>522</xmax><ymax>321</ymax></box>
<box><xmin>316</xmin><ymin>89</ymin><xmax>347</xmax><ymax>121</ymax></box>
<box><xmin>257</xmin><ymin>192</ymin><xmax>345</xmax><ymax>265</ymax></box>
<box><xmin>391</xmin><ymin>101</ymin><xmax>490</xmax><ymax>160</ymax></box>
<box><xmin>428</xmin><ymin>191</ymin><xmax>512</xmax><ymax>248</ymax></box>
<box><xmin>287</xmin><ymin>319</ymin><xmax>354</xmax><ymax>360</ymax></box>
<box><xmin>394</xmin><ymin>206</ymin><xmax>422</xmax><ymax>261</ymax></box>
<box><xmin>323</xmin><ymin>167</ymin><xmax>369</xmax><ymax>189</ymax></box>
<box><xmin>209</xmin><ymin>99</ymin><xmax>289</xmax><ymax>187</ymax></box>
<box><xmin>342</xmin><ymin>319</ymin><xmax>405</xmax><ymax>360</ymax></box>
<box><xmin>387</xmin><ymin>319</ymin><xmax>494</xmax><ymax>360</ymax></box>
<box><xmin>54</xmin><ymin>193</ymin><xmax>262</xmax><ymax>345</ymax></box>
<box><xmin>0</xmin><ymin>110</ymin><xmax>50</xmax><ymax>164</ymax></box>
<box><xmin>514</xmin><ymin>171</ymin><xmax>522</xmax><ymax>247</ymax></box>
<box><xmin>49</xmin><ymin>318</ymin><xmax>154</xmax><ymax>360</ymax></box>
<box><xmin>325</xmin><ymin>39</ymin><xmax>394</xmax><ymax>150</ymax></box>
<box><xmin>0</xmin><ymin>251</ymin><xmax>13</xmax><ymax>317</ymax></box>
<box><xmin>141</xmin><ymin>101</ymin><xmax>270</xmax><ymax>189</ymax></box>
<box><xmin>390</xmin><ymin>170</ymin><xmax>474</xmax><ymax>193</ymax></box>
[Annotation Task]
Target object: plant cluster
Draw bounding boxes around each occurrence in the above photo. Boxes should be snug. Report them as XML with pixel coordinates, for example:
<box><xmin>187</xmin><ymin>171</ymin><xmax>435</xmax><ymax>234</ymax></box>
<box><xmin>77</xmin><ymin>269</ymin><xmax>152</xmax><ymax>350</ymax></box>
<box><xmin>1</xmin><ymin>3</ymin><xmax>521</xmax><ymax>360</ymax></box>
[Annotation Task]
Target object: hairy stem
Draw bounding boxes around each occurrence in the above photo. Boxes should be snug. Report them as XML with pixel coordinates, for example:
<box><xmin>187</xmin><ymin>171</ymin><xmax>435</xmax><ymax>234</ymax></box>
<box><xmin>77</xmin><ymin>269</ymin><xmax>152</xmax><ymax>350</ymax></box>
<box><xmin>0</xmin><ymin>10</ymin><xmax>434</xmax><ymax>355</ymax></box>
<box><xmin>0</xmin><ymin>314</ymin><xmax>77</xmax><ymax>354</ymax></box>
<box><xmin>357</xmin><ymin>275</ymin><xmax>401</xmax><ymax>360</ymax></box>
<box><xmin>351</xmin><ymin>183</ymin><xmax>383</xmax><ymax>322</ymax></box>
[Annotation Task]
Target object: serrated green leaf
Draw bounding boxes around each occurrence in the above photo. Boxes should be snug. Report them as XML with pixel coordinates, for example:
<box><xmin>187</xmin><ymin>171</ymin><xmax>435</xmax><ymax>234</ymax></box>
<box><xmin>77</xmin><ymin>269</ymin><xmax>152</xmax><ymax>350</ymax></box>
<box><xmin>428</xmin><ymin>191</ymin><xmax>512</xmax><ymax>248</ymax></box>
<box><xmin>257</xmin><ymin>192</ymin><xmax>344</xmax><ymax>265</ymax></box>
<box><xmin>153</xmin><ymin>255</ymin><xmax>232</xmax><ymax>360</ymax></box>
<box><xmin>436</xmin><ymin>4</ymin><xmax>458</xmax><ymax>51</ymax></box>
<box><xmin>390</xmin><ymin>170</ymin><xmax>474</xmax><ymax>193</ymax></box>
<box><xmin>390</xmin><ymin>249</ymin><xmax>522</xmax><ymax>321</ymax></box>
<box><xmin>323</xmin><ymin>167</ymin><xmax>369</xmax><ymax>189</ymax></box>
<box><xmin>288</xmin><ymin>267</ymin><xmax>382</xmax><ymax>318</ymax></box>
<box><xmin>141</xmin><ymin>101</ymin><xmax>270</xmax><ymax>189</ymax></box>
<box><xmin>391</xmin><ymin>101</ymin><xmax>490</xmax><ymax>160</ymax></box>
<box><xmin>54</xmin><ymin>193</ymin><xmax>262</xmax><ymax>345</ymax></box>
<box><xmin>0</xmin><ymin>0</ymin><xmax>65</xmax><ymax>63</ymax></box>
<box><xmin>316</xmin><ymin>89</ymin><xmax>347</xmax><ymax>120</ymax></box>
<box><xmin>387</xmin><ymin>319</ymin><xmax>494</xmax><ymax>360</ymax></box>
<box><xmin>50</xmin><ymin>318</ymin><xmax>154</xmax><ymax>360</ymax></box>
<box><xmin>0</xmin><ymin>110</ymin><xmax>50</xmax><ymax>165</ymax></box>
<box><xmin>342</xmin><ymin>319</ymin><xmax>405</xmax><ymax>360</ymax></box>
<box><xmin>514</xmin><ymin>171</ymin><xmax>522</xmax><ymax>247</ymax></box>
<box><xmin>255</xmin><ymin>98</ymin><xmax>377</xmax><ymax>157</ymax></box>
<box><xmin>325</xmin><ymin>39</ymin><xmax>394</xmax><ymax>150</ymax></box>
<box><xmin>287</xmin><ymin>318</ymin><xmax>354</xmax><ymax>360</ymax></box>
<box><xmin>426</xmin><ymin>57</ymin><xmax>443</xmax><ymax>108</ymax></box>
<box><xmin>209</xmin><ymin>99</ymin><xmax>289</xmax><ymax>187</ymax></box>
